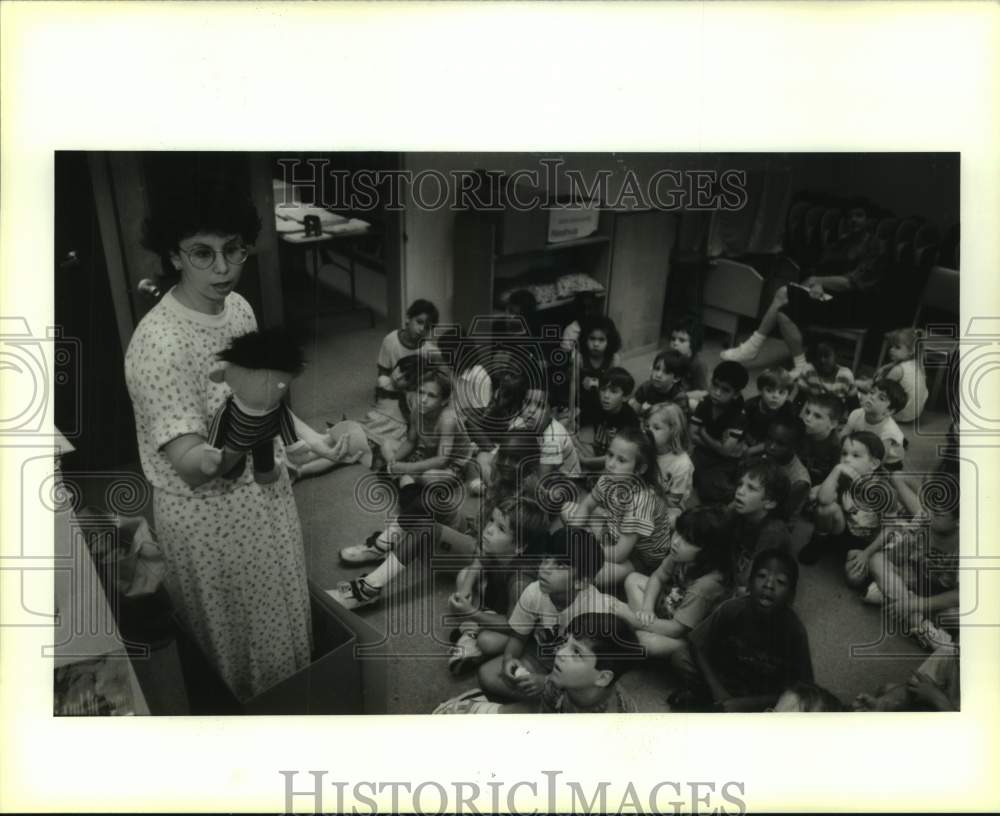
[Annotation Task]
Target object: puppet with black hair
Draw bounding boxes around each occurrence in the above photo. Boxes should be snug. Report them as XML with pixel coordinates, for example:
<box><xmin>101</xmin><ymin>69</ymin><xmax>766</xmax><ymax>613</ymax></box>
<box><xmin>201</xmin><ymin>328</ymin><xmax>364</xmax><ymax>484</ymax></box>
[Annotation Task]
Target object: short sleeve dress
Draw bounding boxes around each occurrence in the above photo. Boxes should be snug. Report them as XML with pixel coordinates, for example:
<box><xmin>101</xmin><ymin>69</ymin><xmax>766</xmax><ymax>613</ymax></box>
<box><xmin>124</xmin><ymin>290</ymin><xmax>312</xmax><ymax>701</ymax></box>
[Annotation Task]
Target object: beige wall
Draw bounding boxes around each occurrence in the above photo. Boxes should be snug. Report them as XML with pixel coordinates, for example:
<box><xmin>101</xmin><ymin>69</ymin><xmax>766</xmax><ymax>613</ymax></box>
<box><xmin>400</xmin><ymin>152</ymin><xmax>959</xmax><ymax>325</ymax></box>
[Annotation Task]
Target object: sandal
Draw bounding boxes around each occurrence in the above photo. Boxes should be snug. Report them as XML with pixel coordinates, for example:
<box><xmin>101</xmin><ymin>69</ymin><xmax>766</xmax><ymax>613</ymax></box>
<box><xmin>326</xmin><ymin>577</ymin><xmax>382</xmax><ymax>610</ymax></box>
<box><xmin>339</xmin><ymin>530</ymin><xmax>390</xmax><ymax>565</ymax></box>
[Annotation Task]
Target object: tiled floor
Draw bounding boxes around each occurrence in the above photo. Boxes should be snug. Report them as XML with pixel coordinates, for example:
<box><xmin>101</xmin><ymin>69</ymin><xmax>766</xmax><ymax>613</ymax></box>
<box><xmin>290</xmin><ymin>291</ymin><xmax>954</xmax><ymax>714</ymax></box>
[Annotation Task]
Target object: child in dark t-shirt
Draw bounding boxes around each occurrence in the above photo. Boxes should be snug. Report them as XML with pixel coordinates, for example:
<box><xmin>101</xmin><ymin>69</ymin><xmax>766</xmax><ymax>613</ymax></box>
<box><xmin>580</xmin><ymin>367</ymin><xmax>640</xmax><ymax>470</ymax></box>
<box><xmin>743</xmin><ymin>368</ymin><xmax>796</xmax><ymax>455</ymax></box>
<box><xmin>690</xmin><ymin>361</ymin><xmax>750</xmax><ymax>504</ymax></box>
<box><xmin>630</xmin><ymin>349</ymin><xmax>690</xmax><ymax>419</ymax></box>
<box><xmin>797</xmin><ymin>392</ymin><xmax>845</xmax><ymax>487</ymax></box>
<box><xmin>669</xmin><ymin>548</ymin><xmax>813</xmax><ymax>712</ymax></box>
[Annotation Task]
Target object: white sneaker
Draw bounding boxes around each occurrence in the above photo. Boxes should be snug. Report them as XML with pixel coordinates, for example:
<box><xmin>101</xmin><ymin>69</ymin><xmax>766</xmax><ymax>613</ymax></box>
<box><xmin>862</xmin><ymin>582</ymin><xmax>885</xmax><ymax>605</ymax></box>
<box><xmin>339</xmin><ymin>530</ymin><xmax>389</xmax><ymax>565</ymax></box>
<box><xmin>720</xmin><ymin>338</ymin><xmax>762</xmax><ymax>363</ymax></box>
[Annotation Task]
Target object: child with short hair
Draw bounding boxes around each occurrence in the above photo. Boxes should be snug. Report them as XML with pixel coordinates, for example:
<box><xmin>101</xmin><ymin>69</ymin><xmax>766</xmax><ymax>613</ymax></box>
<box><xmin>843</xmin><ymin>379</ymin><xmax>907</xmax><ymax>471</ymax></box>
<box><xmin>667</xmin><ymin>314</ymin><xmax>709</xmax><ymax>396</ymax></box>
<box><xmin>744</xmin><ymin>368</ymin><xmax>797</xmax><ymax>456</ymax></box>
<box><xmin>563</xmin><ymin>426</ymin><xmax>672</xmax><ymax>590</ymax></box>
<box><xmin>669</xmin><ymin>548</ymin><xmax>814</xmax><ymax>713</ymax></box>
<box><xmin>579</xmin><ymin>367</ymin><xmax>640</xmax><ymax>471</ymax></box>
<box><xmin>376</xmin><ymin>298</ymin><xmax>440</xmax><ymax>393</ymax></box>
<box><xmin>855</xmin><ymin>474</ymin><xmax>959</xmax><ymax>650</ymax></box>
<box><xmin>795</xmin><ymin>341</ymin><xmax>857</xmax><ymax>405</ymax></box>
<box><xmin>576</xmin><ymin>315</ymin><xmax>624</xmax><ymax>428</ymax></box>
<box><xmin>476</xmin><ymin>527</ymin><xmax>632</xmax><ymax>701</ymax></box>
<box><xmin>730</xmin><ymin>461</ymin><xmax>792</xmax><ymax>589</ymax></box>
<box><xmin>690</xmin><ymin>361</ymin><xmax>750</xmax><ymax>504</ymax></box>
<box><xmin>645</xmin><ymin>402</ymin><xmax>695</xmax><ymax>513</ymax></box>
<box><xmin>625</xmin><ymin>506</ymin><xmax>733</xmax><ymax>658</ymax></box>
<box><xmin>630</xmin><ymin>349</ymin><xmax>690</xmax><ymax>418</ymax></box>
<box><xmin>857</xmin><ymin>328</ymin><xmax>928</xmax><ymax>423</ymax></box>
<box><xmin>797</xmin><ymin>393</ymin><xmax>845</xmax><ymax>486</ymax></box>
<box><xmin>433</xmin><ymin>612</ymin><xmax>643</xmax><ymax>714</ymax></box>
<box><xmin>798</xmin><ymin>431</ymin><xmax>896</xmax><ymax>566</ymax></box>
<box><xmin>759</xmin><ymin>416</ymin><xmax>811</xmax><ymax>518</ymax></box>
<box><xmin>383</xmin><ymin>368</ymin><xmax>470</xmax><ymax>483</ymax></box>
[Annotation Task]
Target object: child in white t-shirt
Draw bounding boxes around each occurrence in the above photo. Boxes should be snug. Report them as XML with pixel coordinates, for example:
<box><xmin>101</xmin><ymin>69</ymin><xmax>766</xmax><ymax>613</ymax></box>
<box><xmin>843</xmin><ymin>378</ymin><xmax>907</xmax><ymax>471</ymax></box>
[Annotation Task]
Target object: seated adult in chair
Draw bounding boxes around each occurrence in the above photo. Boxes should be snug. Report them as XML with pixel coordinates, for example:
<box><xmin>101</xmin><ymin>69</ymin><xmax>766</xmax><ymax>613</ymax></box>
<box><xmin>721</xmin><ymin>206</ymin><xmax>888</xmax><ymax>378</ymax></box>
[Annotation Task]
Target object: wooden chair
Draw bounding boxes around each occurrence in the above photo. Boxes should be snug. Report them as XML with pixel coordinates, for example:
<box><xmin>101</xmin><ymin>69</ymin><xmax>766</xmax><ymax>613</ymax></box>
<box><xmin>701</xmin><ymin>258</ymin><xmax>765</xmax><ymax>346</ymax></box>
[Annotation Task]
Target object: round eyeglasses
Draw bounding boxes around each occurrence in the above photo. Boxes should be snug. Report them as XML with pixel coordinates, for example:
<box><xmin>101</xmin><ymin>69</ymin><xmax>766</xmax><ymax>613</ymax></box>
<box><xmin>180</xmin><ymin>244</ymin><xmax>250</xmax><ymax>270</ymax></box>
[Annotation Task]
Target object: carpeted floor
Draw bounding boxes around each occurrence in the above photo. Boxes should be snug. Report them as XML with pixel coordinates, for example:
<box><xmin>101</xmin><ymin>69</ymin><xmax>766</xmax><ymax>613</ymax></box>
<box><xmin>288</xmin><ymin>284</ymin><xmax>952</xmax><ymax>714</ymax></box>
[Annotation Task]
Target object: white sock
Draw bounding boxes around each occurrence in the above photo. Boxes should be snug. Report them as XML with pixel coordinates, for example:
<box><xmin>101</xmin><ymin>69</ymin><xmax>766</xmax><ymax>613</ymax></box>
<box><xmin>365</xmin><ymin>552</ymin><xmax>405</xmax><ymax>590</ymax></box>
<box><xmin>747</xmin><ymin>331</ymin><xmax>766</xmax><ymax>349</ymax></box>
<box><xmin>792</xmin><ymin>353</ymin><xmax>807</xmax><ymax>369</ymax></box>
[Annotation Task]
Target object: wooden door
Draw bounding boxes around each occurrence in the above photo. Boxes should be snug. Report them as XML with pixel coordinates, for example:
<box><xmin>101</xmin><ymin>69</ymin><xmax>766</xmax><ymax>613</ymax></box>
<box><xmin>607</xmin><ymin>210</ymin><xmax>676</xmax><ymax>355</ymax></box>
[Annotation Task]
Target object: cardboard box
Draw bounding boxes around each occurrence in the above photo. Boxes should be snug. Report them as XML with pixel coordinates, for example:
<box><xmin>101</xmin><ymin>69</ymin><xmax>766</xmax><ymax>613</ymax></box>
<box><xmin>176</xmin><ymin>580</ymin><xmax>388</xmax><ymax>715</ymax></box>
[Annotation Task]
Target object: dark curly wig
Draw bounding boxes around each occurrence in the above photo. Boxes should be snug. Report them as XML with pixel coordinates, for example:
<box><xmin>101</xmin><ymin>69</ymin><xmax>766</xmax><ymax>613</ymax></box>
<box><xmin>141</xmin><ymin>158</ymin><xmax>262</xmax><ymax>284</ymax></box>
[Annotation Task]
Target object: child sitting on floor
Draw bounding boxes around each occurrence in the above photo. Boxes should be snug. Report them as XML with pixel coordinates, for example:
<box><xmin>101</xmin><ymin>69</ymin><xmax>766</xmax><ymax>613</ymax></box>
<box><xmin>562</xmin><ymin>426</ymin><xmax>672</xmax><ymax>590</ymax></box>
<box><xmin>576</xmin><ymin>315</ymin><xmax>624</xmax><ymax>428</ymax></box>
<box><xmin>853</xmin><ymin>473</ymin><xmax>959</xmax><ymax>651</ymax></box>
<box><xmin>646</xmin><ymin>402</ymin><xmax>695</xmax><ymax>515</ymax></box>
<box><xmin>630</xmin><ymin>349</ymin><xmax>690</xmax><ymax>418</ymax></box>
<box><xmin>331</xmin><ymin>441</ymin><xmax>545</xmax><ymax>611</ymax></box>
<box><xmin>794</xmin><ymin>340</ymin><xmax>857</xmax><ymax>407</ymax></box>
<box><xmin>669</xmin><ymin>548</ymin><xmax>814</xmax><ymax>713</ymax></box>
<box><xmin>376</xmin><ymin>298</ymin><xmax>440</xmax><ymax>393</ymax></box>
<box><xmin>382</xmin><ymin>368</ymin><xmax>471</xmax><ymax>485</ymax></box>
<box><xmin>758</xmin><ymin>416</ymin><xmax>811</xmax><ymax>519</ymax></box>
<box><xmin>434</xmin><ymin>612</ymin><xmax>643</xmax><ymax>714</ymax></box>
<box><xmin>797</xmin><ymin>392</ymin><xmax>845</xmax><ymax>487</ymax></box>
<box><xmin>510</xmin><ymin>386</ymin><xmax>581</xmax><ymax>477</ymax></box>
<box><xmin>446</xmin><ymin>496</ymin><xmax>551</xmax><ymax>674</ymax></box>
<box><xmin>475</xmin><ymin>527</ymin><xmax>633</xmax><ymax>702</ymax></box>
<box><xmin>690</xmin><ymin>361</ymin><xmax>750</xmax><ymax>504</ymax></box>
<box><xmin>579</xmin><ymin>367</ymin><xmax>640</xmax><ymax>471</ymax></box>
<box><xmin>666</xmin><ymin>313</ymin><xmax>710</xmax><ymax>403</ymax></box>
<box><xmin>843</xmin><ymin>379</ymin><xmax>907</xmax><ymax>472</ymax></box>
<box><xmin>467</xmin><ymin>370</ymin><xmax>531</xmax><ymax>494</ymax></box>
<box><xmin>798</xmin><ymin>431</ymin><xmax>897</xmax><ymax>566</ymax></box>
<box><xmin>625</xmin><ymin>506</ymin><xmax>733</xmax><ymax>658</ymax></box>
<box><xmin>856</xmin><ymin>327</ymin><xmax>928</xmax><ymax>423</ymax></box>
<box><xmin>743</xmin><ymin>368</ymin><xmax>797</xmax><ymax>456</ymax></box>
<box><xmin>729</xmin><ymin>461</ymin><xmax>792</xmax><ymax>590</ymax></box>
